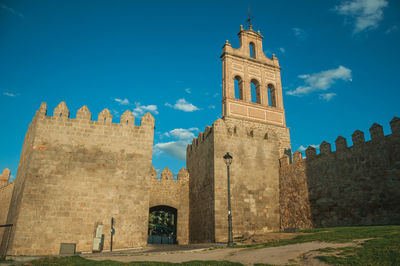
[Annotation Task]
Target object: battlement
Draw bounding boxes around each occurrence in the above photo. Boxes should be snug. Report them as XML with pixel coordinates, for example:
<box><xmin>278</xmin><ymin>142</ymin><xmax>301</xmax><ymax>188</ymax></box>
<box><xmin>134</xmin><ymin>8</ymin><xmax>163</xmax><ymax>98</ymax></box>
<box><xmin>0</xmin><ymin>168</ymin><xmax>11</xmax><ymax>187</ymax></box>
<box><xmin>279</xmin><ymin>117</ymin><xmax>400</xmax><ymax>229</ymax></box>
<box><xmin>27</xmin><ymin>101</ymin><xmax>155</xmax><ymax>154</ymax></box>
<box><xmin>36</xmin><ymin>101</ymin><xmax>154</xmax><ymax>127</ymax></box>
<box><xmin>187</xmin><ymin>118</ymin><xmax>280</xmax><ymax>153</ymax></box>
<box><xmin>150</xmin><ymin>167</ymin><xmax>189</xmax><ymax>182</ymax></box>
<box><xmin>280</xmin><ymin>117</ymin><xmax>400</xmax><ymax>166</ymax></box>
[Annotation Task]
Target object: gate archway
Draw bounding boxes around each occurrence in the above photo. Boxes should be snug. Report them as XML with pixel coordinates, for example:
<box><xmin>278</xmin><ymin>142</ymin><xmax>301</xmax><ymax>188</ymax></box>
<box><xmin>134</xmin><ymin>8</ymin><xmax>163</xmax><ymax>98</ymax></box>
<box><xmin>148</xmin><ymin>205</ymin><xmax>177</xmax><ymax>244</ymax></box>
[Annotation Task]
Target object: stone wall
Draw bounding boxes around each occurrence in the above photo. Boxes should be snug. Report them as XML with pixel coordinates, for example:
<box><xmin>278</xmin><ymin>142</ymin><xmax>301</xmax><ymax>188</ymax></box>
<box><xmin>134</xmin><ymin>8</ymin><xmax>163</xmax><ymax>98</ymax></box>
<box><xmin>0</xmin><ymin>169</ymin><xmax>14</xmax><ymax>248</ymax></box>
<box><xmin>149</xmin><ymin>167</ymin><xmax>189</xmax><ymax>244</ymax></box>
<box><xmin>187</xmin><ymin>116</ymin><xmax>291</xmax><ymax>243</ymax></box>
<box><xmin>280</xmin><ymin>117</ymin><xmax>400</xmax><ymax>229</ymax></box>
<box><xmin>0</xmin><ymin>102</ymin><xmax>155</xmax><ymax>256</ymax></box>
<box><xmin>187</xmin><ymin>125</ymin><xmax>215</xmax><ymax>243</ymax></box>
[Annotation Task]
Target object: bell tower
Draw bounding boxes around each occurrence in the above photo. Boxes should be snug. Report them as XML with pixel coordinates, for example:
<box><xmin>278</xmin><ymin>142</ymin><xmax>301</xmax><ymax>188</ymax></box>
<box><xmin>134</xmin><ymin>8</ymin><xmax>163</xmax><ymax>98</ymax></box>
<box><xmin>221</xmin><ymin>25</ymin><xmax>286</xmax><ymax>127</ymax></box>
<box><xmin>188</xmin><ymin>23</ymin><xmax>292</xmax><ymax>244</ymax></box>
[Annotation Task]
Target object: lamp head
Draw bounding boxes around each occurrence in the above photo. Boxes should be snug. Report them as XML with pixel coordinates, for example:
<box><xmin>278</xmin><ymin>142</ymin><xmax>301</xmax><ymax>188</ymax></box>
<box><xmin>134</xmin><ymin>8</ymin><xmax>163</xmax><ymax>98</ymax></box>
<box><xmin>223</xmin><ymin>152</ymin><xmax>233</xmax><ymax>166</ymax></box>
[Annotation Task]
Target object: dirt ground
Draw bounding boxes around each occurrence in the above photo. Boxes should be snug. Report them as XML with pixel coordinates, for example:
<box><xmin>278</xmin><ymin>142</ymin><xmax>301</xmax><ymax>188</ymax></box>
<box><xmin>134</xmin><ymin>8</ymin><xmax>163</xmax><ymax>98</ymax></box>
<box><xmin>84</xmin><ymin>241</ymin><xmax>359</xmax><ymax>265</ymax></box>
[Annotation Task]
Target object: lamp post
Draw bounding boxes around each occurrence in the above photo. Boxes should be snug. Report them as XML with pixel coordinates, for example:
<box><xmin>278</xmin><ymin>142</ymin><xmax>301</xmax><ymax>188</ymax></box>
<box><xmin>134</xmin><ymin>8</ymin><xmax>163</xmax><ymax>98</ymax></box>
<box><xmin>223</xmin><ymin>152</ymin><xmax>233</xmax><ymax>247</ymax></box>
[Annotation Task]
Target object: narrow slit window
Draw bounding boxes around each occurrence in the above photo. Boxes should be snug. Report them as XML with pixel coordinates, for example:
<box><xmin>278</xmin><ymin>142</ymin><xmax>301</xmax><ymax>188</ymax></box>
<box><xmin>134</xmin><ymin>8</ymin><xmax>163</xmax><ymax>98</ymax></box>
<box><xmin>251</xmin><ymin>79</ymin><xmax>261</xmax><ymax>104</ymax></box>
<box><xmin>268</xmin><ymin>84</ymin><xmax>277</xmax><ymax>107</ymax></box>
<box><xmin>234</xmin><ymin>76</ymin><xmax>244</xmax><ymax>100</ymax></box>
<box><xmin>249</xmin><ymin>42</ymin><xmax>255</xmax><ymax>58</ymax></box>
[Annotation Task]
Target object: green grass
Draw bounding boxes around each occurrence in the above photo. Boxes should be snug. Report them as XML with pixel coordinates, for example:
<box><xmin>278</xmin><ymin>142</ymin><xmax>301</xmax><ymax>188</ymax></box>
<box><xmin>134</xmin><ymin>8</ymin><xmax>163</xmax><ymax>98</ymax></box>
<box><xmin>29</xmin><ymin>256</ymin><xmax>244</xmax><ymax>266</ymax></box>
<box><xmin>233</xmin><ymin>225</ymin><xmax>400</xmax><ymax>249</ymax></box>
<box><xmin>315</xmin><ymin>231</ymin><xmax>400</xmax><ymax>265</ymax></box>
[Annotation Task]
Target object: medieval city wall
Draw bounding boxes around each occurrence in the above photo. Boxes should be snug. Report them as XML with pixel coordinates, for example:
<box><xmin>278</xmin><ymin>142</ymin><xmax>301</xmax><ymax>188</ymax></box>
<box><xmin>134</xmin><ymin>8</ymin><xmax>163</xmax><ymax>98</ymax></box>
<box><xmin>187</xmin><ymin>116</ymin><xmax>291</xmax><ymax>243</ymax></box>
<box><xmin>149</xmin><ymin>167</ymin><xmax>189</xmax><ymax>244</ymax></box>
<box><xmin>0</xmin><ymin>169</ymin><xmax>14</xmax><ymax>246</ymax></box>
<box><xmin>187</xmin><ymin>126</ymin><xmax>215</xmax><ymax>243</ymax></box>
<box><xmin>1</xmin><ymin>102</ymin><xmax>155</xmax><ymax>256</ymax></box>
<box><xmin>280</xmin><ymin>118</ymin><xmax>400</xmax><ymax>230</ymax></box>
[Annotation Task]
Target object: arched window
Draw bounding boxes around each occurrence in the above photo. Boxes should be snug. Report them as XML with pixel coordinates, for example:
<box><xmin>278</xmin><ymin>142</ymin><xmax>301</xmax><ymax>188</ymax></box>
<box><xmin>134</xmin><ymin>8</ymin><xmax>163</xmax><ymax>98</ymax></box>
<box><xmin>234</xmin><ymin>76</ymin><xmax>244</xmax><ymax>100</ymax></box>
<box><xmin>268</xmin><ymin>84</ymin><xmax>277</xmax><ymax>107</ymax></box>
<box><xmin>251</xmin><ymin>79</ymin><xmax>261</xmax><ymax>104</ymax></box>
<box><xmin>249</xmin><ymin>42</ymin><xmax>255</xmax><ymax>58</ymax></box>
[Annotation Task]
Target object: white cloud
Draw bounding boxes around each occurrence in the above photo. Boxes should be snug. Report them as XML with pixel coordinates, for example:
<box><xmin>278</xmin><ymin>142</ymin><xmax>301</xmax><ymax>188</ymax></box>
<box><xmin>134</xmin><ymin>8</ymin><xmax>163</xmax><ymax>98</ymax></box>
<box><xmin>213</xmin><ymin>93</ymin><xmax>219</xmax><ymax>98</ymax></box>
<box><xmin>0</xmin><ymin>3</ymin><xmax>24</xmax><ymax>18</ymax></box>
<box><xmin>286</xmin><ymin>66</ymin><xmax>352</xmax><ymax>97</ymax></box>
<box><xmin>111</xmin><ymin>109</ymin><xmax>120</xmax><ymax>117</ymax></box>
<box><xmin>3</xmin><ymin>92</ymin><xmax>19</xmax><ymax>97</ymax></box>
<box><xmin>114</xmin><ymin>98</ymin><xmax>130</xmax><ymax>105</ymax></box>
<box><xmin>298</xmin><ymin>144</ymin><xmax>320</xmax><ymax>152</ymax></box>
<box><xmin>154</xmin><ymin>141</ymin><xmax>188</xmax><ymax>161</ymax></box>
<box><xmin>132</xmin><ymin>102</ymin><xmax>158</xmax><ymax>117</ymax></box>
<box><xmin>208</xmin><ymin>105</ymin><xmax>216</xmax><ymax>109</ymax></box>
<box><xmin>185</xmin><ymin>88</ymin><xmax>191</xmax><ymax>94</ymax></box>
<box><xmin>385</xmin><ymin>25</ymin><xmax>398</xmax><ymax>34</ymax></box>
<box><xmin>163</xmin><ymin>128</ymin><xmax>198</xmax><ymax>141</ymax></box>
<box><xmin>279</xmin><ymin>47</ymin><xmax>286</xmax><ymax>53</ymax></box>
<box><xmin>319</xmin><ymin>93</ymin><xmax>337</xmax><ymax>101</ymax></box>
<box><xmin>334</xmin><ymin>0</ymin><xmax>388</xmax><ymax>33</ymax></box>
<box><xmin>165</xmin><ymin>98</ymin><xmax>199</xmax><ymax>112</ymax></box>
<box><xmin>157</xmin><ymin>127</ymin><xmax>199</xmax><ymax>160</ymax></box>
<box><xmin>292</xmin><ymin>27</ymin><xmax>308</xmax><ymax>40</ymax></box>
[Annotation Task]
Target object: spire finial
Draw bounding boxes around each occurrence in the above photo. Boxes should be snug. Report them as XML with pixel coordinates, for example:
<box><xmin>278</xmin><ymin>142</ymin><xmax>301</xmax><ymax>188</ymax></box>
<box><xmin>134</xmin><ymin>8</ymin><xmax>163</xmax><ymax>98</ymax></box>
<box><xmin>247</xmin><ymin>6</ymin><xmax>252</xmax><ymax>30</ymax></box>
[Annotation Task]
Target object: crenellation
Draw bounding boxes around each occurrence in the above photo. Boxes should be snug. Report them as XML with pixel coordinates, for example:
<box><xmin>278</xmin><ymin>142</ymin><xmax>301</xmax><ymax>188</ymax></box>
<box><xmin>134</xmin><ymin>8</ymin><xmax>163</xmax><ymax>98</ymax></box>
<box><xmin>319</xmin><ymin>141</ymin><xmax>331</xmax><ymax>155</ymax></box>
<box><xmin>293</xmin><ymin>151</ymin><xmax>302</xmax><ymax>163</ymax></box>
<box><xmin>305</xmin><ymin>146</ymin><xmax>316</xmax><ymax>159</ymax></box>
<box><xmin>38</xmin><ymin>102</ymin><xmax>47</xmax><ymax>116</ymax></box>
<box><xmin>120</xmin><ymin>110</ymin><xmax>134</xmax><ymax>126</ymax></box>
<box><xmin>280</xmin><ymin>118</ymin><xmax>400</xmax><ymax>229</ymax></box>
<box><xmin>161</xmin><ymin>167</ymin><xmax>173</xmax><ymax>180</ymax></box>
<box><xmin>0</xmin><ymin>168</ymin><xmax>11</xmax><ymax>189</ymax></box>
<box><xmin>369</xmin><ymin>123</ymin><xmax>384</xmax><ymax>140</ymax></box>
<box><xmin>177</xmin><ymin>168</ymin><xmax>189</xmax><ymax>181</ymax></box>
<box><xmin>198</xmin><ymin>132</ymin><xmax>204</xmax><ymax>143</ymax></box>
<box><xmin>53</xmin><ymin>101</ymin><xmax>70</xmax><ymax>119</ymax></box>
<box><xmin>390</xmin><ymin>116</ymin><xmax>400</xmax><ymax>134</ymax></box>
<box><xmin>98</xmin><ymin>108</ymin><xmax>113</xmax><ymax>124</ymax></box>
<box><xmin>335</xmin><ymin>136</ymin><xmax>347</xmax><ymax>152</ymax></box>
<box><xmin>140</xmin><ymin>112</ymin><xmax>155</xmax><ymax>127</ymax></box>
<box><xmin>76</xmin><ymin>105</ymin><xmax>91</xmax><ymax>121</ymax></box>
<box><xmin>352</xmin><ymin>130</ymin><xmax>365</xmax><ymax>146</ymax></box>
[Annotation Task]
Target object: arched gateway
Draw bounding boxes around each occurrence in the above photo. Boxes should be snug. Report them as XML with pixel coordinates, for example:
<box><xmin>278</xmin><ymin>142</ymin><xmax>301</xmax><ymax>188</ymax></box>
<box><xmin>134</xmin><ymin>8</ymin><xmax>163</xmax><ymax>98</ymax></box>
<box><xmin>148</xmin><ymin>205</ymin><xmax>177</xmax><ymax>244</ymax></box>
<box><xmin>148</xmin><ymin>167</ymin><xmax>189</xmax><ymax>245</ymax></box>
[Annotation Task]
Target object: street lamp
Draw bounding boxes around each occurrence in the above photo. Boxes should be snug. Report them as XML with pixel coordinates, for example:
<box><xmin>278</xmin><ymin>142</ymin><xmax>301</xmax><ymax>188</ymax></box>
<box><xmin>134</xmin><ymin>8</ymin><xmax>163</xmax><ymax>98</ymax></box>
<box><xmin>223</xmin><ymin>152</ymin><xmax>233</xmax><ymax>247</ymax></box>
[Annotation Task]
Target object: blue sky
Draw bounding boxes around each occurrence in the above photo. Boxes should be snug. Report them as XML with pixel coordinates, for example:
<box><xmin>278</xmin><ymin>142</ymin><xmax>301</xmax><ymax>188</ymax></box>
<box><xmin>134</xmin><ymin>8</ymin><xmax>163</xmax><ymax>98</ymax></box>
<box><xmin>1</xmin><ymin>0</ymin><xmax>399</xmax><ymax>181</ymax></box>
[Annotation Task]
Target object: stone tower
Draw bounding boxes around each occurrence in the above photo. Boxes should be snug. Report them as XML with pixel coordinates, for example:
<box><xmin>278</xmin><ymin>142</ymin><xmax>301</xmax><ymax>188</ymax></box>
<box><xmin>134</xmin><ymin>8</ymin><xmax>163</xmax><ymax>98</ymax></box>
<box><xmin>221</xmin><ymin>24</ymin><xmax>286</xmax><ymax>128</ymax></box>
<box><xmin>187</xmin><ymin>24</ymin><xmax>291</xmax><ymax>243</ymax></box>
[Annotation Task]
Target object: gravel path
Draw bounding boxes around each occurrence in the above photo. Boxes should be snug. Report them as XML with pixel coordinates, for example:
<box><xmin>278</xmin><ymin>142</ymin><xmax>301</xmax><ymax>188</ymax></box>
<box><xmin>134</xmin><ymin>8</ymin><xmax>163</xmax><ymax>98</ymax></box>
<box><xmin>84</xmin><ymin>241</ymin><xmax>357</xmax><ymax>265</ymax></box>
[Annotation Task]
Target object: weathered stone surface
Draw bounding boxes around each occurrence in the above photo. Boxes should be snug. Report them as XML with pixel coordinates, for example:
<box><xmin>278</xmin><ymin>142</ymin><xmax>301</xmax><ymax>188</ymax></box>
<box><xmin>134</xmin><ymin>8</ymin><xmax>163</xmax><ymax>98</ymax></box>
<box><xmin>280</xmin><ymin>123</ymin><xmax>400</xmax><ymax>229</ymax></box>
<box><xmin>0</xmin><ymin>169</ymin><xmax>14</xmax><ymax>245</ymax></box>
<box><xmin>0</xmin><ymin>103</ymin><xmax>155</xmax><ymax>255</ymax></box>
<box><xmin>188</xmin><ymin>116</ymin><xmax>291</xmax><ymax>243</ymax></box>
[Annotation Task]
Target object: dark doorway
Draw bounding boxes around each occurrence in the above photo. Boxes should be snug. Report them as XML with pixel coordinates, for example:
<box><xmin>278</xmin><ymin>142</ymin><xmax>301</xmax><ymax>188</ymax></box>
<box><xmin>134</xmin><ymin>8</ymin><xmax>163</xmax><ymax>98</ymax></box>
<box><xmin>148</xmin><ymin>205</ymin><xmax>177</xmax><ymax>244</ymax></box>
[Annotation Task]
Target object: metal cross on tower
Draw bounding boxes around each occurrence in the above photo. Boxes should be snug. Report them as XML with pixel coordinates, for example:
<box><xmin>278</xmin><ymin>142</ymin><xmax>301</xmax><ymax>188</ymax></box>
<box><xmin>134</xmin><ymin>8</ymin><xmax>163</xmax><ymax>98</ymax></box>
<box><xmin>247</xmin><ymin>7</ymin><xmax>253</xmax><ymax>30</ymax></box>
